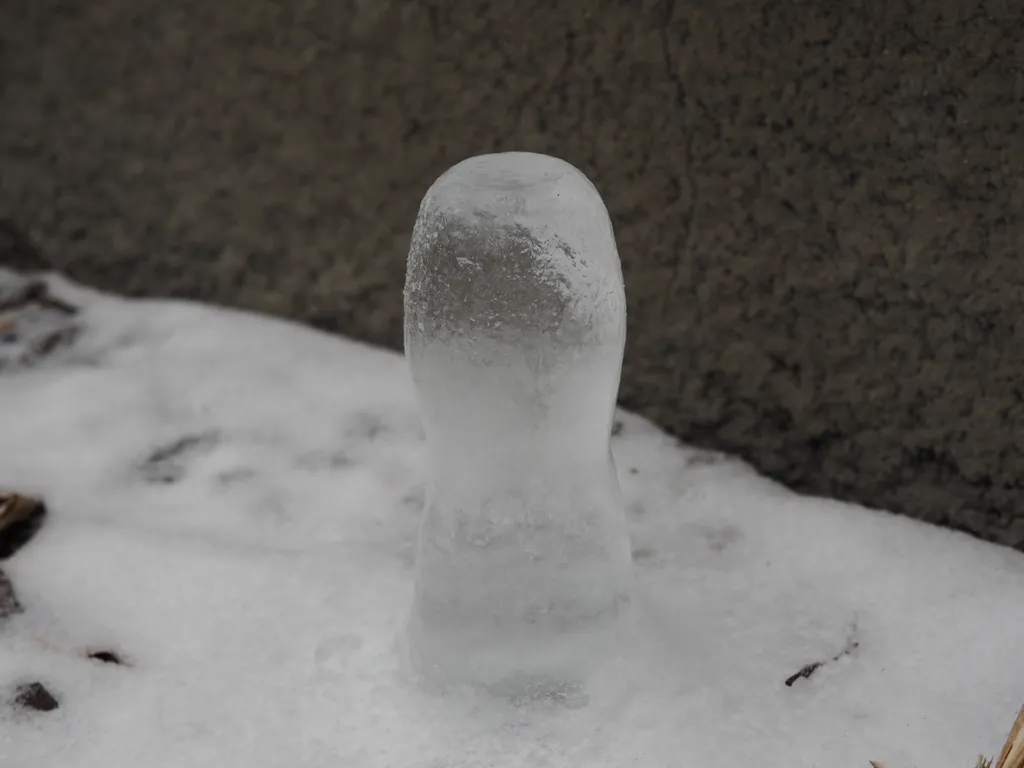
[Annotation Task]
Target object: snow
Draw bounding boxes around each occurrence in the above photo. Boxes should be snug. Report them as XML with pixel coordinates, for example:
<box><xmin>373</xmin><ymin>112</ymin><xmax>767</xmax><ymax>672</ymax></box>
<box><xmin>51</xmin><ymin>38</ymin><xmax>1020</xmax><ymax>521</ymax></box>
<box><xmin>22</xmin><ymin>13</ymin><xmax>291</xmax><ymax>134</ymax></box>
<box><xmin>0</xmin><ymin>270</ymin><xmax>1022</xmax><ymax>767</ymax></box>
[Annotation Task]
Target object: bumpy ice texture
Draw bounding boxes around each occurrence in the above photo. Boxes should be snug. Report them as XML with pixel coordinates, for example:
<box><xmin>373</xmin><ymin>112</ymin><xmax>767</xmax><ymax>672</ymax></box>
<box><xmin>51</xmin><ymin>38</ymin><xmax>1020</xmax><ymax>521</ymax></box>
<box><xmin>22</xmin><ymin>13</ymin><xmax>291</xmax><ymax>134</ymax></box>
<box><xmin>403</xmin><ymin>153</ymin><xmax>633</xmax><ymax>696</ymax></box>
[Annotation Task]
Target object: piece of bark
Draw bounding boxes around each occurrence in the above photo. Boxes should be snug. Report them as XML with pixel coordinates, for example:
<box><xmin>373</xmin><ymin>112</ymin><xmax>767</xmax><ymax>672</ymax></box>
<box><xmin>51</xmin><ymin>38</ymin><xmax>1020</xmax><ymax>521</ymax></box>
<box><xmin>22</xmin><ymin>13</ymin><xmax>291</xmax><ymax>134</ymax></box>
<box><xmin>12</xmin><ymin>682</ymin><xmax>59</xmax><ymax>712</ymax></box>
<box><xmin>0</xmin><ymin>493</ymin><xmax>46</xmax><ymax>559</ymax></box>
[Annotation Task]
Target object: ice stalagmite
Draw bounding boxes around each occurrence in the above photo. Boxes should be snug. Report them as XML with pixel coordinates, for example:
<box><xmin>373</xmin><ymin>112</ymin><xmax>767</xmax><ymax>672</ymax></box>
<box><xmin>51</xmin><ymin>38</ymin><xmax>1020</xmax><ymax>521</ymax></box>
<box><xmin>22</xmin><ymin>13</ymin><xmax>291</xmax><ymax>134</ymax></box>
<box><xmin>403</xmin><ymin>152</ymin><xmax>633</xmax><ymax>698</ymax></box>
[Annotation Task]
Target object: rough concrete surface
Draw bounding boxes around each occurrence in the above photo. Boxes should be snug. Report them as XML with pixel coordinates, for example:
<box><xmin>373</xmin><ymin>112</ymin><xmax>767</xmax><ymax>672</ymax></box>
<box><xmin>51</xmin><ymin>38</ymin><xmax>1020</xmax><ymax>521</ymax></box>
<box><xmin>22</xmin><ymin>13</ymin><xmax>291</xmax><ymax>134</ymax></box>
<box><xmin>2</xmin><ymin>0</ymin><xmax>1024</xmax><ymax>547</ymax></box>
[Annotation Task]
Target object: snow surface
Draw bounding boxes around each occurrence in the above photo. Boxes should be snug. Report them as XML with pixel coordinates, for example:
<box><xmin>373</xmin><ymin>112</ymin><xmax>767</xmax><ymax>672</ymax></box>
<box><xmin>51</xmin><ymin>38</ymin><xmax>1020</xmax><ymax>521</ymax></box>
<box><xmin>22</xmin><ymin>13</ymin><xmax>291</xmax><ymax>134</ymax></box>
<box><xmin>0</xmin><ymin>272</ymin><xmax>1022</xmax><ymax>768</ymax></box>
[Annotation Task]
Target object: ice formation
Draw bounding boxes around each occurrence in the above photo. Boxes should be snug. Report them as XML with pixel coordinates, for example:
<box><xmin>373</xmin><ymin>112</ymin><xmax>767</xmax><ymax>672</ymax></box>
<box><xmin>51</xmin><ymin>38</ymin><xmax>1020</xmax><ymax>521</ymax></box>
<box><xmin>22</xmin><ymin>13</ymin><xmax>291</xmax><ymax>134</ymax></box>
<box><xmin>402</xmin><ymin>152</ymin><xmax>633</xmax><ymax>697</ymax></box>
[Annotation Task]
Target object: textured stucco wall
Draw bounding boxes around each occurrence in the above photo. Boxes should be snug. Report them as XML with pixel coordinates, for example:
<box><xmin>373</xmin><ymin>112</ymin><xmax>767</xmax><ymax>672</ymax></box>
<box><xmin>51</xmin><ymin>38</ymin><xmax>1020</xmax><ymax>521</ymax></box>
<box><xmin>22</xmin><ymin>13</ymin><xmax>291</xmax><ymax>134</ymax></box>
<box><xmin>2</xmin><ymin>0</ymin><xmax>1024</xmax><ymax>547</ymax></box>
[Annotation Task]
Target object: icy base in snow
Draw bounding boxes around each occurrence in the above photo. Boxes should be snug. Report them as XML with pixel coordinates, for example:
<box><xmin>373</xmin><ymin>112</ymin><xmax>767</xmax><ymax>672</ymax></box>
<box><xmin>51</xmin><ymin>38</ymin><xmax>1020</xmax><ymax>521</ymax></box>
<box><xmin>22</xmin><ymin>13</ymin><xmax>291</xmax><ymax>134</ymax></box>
<box><xmin>0</xmin><ymin>272</ymin><xmax>1022</xmax><ymax>768</ymax></box>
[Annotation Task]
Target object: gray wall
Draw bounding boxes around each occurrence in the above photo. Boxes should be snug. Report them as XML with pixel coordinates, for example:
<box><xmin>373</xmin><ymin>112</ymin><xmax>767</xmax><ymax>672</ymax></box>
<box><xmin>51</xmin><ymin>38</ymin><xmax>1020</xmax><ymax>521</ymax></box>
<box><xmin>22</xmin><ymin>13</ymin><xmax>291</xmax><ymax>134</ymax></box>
<box><xmin>3</xmin><ymin>0</ymin><xmax>1024</xmax><ymax>547</ymax></box>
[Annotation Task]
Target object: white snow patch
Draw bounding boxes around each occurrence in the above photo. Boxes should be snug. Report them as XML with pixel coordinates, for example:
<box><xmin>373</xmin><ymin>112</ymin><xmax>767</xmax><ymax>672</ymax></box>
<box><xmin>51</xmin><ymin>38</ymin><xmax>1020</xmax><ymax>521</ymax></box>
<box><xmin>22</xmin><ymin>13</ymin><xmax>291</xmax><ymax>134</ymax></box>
<box><xmin>0</xmin><ymin>271</ymin><xmax>1021</xmax><ymax>767</ymax></box>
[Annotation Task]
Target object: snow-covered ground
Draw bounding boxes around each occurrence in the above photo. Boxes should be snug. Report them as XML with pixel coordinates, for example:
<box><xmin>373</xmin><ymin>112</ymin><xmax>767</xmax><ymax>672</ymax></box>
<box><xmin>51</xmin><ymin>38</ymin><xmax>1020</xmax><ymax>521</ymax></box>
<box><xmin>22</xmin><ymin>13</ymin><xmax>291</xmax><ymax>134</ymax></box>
<box><xmin>0</xmin><ymin>270</ymin><xmax>1021</xmax><ymax>767</ymax></box>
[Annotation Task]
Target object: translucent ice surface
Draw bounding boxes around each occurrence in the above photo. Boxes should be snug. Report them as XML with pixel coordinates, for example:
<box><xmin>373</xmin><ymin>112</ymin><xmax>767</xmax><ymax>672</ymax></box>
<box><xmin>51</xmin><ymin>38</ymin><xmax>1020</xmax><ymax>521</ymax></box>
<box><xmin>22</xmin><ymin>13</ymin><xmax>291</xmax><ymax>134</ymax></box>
<box><xmin>402</xmin><ymin>153</ymin><xmax>633</xmax><ymax>695</ymax></box>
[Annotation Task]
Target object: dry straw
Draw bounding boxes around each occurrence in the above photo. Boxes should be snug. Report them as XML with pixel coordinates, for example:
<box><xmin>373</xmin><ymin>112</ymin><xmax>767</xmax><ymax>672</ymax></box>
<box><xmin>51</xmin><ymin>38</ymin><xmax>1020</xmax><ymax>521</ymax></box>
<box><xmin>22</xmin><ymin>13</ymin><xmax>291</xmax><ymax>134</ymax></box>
<box><xmin>871</xmin><ymin>703</ymin><xmax>1024</xmax><ymax>768</ymax></box>
<box><xmin>987</xmin><ymin>704</ymin><xmax>1024</xmax><ymax>768</ymax></box>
